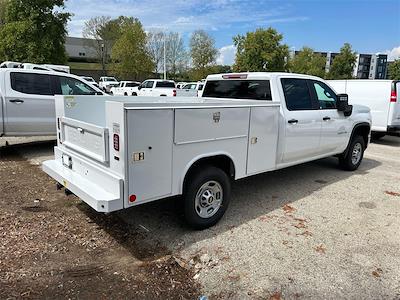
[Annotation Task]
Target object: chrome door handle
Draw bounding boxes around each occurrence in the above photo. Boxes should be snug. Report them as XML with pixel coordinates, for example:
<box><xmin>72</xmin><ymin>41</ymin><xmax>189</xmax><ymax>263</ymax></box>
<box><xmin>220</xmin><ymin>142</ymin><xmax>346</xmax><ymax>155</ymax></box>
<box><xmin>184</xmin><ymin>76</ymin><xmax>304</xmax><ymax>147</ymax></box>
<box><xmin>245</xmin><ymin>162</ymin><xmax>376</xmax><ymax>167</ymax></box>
<box><xmin>9</xmin><ymin>99</ymin><xmax>24</xmax><ymax>104</ymax></box>
<box><xmin>288</xmin><ymin>119</ymin><xmax>298</xmax><ymax>124</ymax></box>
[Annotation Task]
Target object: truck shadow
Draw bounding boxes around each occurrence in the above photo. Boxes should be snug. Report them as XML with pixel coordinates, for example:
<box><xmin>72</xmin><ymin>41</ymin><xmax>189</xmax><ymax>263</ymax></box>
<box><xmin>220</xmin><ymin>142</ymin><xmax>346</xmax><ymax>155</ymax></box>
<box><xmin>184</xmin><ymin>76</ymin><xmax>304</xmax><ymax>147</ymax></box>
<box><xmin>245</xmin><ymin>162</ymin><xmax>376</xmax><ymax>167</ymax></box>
<box><xmin>371</xmin><ymin>135</ymin><xmax>400</xmax><ymax>147</ymax></box>
<box><xmin>80</xmin><ymin>155</ymin><xmax>381</xmax><ymax>261</ymax></box>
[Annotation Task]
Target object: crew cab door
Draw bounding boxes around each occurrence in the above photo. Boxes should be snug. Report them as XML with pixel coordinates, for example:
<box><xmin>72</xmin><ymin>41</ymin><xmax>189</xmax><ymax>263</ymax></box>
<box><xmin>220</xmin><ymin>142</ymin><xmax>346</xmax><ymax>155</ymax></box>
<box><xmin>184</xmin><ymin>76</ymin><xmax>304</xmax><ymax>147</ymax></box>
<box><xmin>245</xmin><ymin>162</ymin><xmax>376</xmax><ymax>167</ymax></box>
<box><xmin>311</xmin><ymin>80</ymin><xmax>351</xmax><ymax>153</ymax></box>
<box><xmin>280</xmin><ymin>78</ymin><xmax>322</xmax><ymax>163</ymax></box>
<box><xmin>4</xmin><ymin>71</ymin><xmax>55</xmax><ymax>135</ymax></box>
<box><xmin>139</xmin><ymin>80</ymin><xmax>153</xmax><ymax>96</ymax></box>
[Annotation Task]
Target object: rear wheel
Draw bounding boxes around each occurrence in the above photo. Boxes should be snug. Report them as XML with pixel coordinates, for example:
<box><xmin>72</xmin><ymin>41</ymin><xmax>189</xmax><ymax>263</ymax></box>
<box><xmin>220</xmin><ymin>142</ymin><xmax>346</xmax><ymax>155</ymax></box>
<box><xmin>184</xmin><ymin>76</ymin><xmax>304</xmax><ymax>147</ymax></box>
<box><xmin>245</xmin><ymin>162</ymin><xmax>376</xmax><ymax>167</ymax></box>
<box><xmin>124</xmin><ymin>92</ymin><xmax>128</xmax><ymax>96</ymax></box>
<box><xmin>339</xmin><ymin>135</ymin><xmax>365</xmax><ymax>171</ymax></box>
<box><xmin>132</xmin><ymin>92</ymin><xmax>137</xmax><ymax>96</ymax></box>
<box><xmin>183</xmin><ymin>166</ymin><xmax>231</xmax><ymax>230</ymax></box>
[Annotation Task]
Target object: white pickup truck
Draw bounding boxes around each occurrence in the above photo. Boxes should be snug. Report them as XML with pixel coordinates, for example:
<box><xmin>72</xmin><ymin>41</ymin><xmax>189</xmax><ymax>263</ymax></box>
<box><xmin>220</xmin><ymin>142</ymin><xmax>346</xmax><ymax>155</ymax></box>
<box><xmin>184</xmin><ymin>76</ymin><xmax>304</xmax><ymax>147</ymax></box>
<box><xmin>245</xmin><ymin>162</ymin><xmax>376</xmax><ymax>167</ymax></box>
<box><xmin>0</xmin><ymin>68</ymin><xmax>103</xmax><ymax>136</ymax></box>
<box><xmin>176</xmin><ymin>81</ymin><xmax>204</xmax><ymax>97</ymax></box>
<box><xmin>110</xmin><ymin>81</ymin><xmax>141</xmax><ymax>96</ymax></box>
<box><xmin>42</xmin><ymin>72</ymin><xmax>371</xmax><ymax>229</ymax></box>
<box><xmin>136</xmin><ymin>79</ymin><xmax>176</xmax><ymax>97</ymax></box>
<box><xmin>99</xmin><ymin>76</ymin><xmax>119</xmax><ymax>93</ymax></box>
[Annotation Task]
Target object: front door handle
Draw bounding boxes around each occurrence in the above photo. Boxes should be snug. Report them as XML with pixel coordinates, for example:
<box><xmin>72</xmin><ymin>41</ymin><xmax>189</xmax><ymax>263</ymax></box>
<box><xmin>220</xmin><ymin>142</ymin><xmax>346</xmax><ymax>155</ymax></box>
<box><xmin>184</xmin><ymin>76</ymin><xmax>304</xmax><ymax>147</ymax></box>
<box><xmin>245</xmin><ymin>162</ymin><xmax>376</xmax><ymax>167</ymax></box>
<box><xmin>9</xmin><ymin>99</ymin><xmax>24</xmax><ymax>104</ymax></box>
<box><xmin>323</xmin><ymin>116</ymin><xmax>331</xmax><ymax>121</ymax></box>
<box><xmin>288</xmin><ymin>119</ymin><xmax>298</xmax><ymax>124</ymax></box>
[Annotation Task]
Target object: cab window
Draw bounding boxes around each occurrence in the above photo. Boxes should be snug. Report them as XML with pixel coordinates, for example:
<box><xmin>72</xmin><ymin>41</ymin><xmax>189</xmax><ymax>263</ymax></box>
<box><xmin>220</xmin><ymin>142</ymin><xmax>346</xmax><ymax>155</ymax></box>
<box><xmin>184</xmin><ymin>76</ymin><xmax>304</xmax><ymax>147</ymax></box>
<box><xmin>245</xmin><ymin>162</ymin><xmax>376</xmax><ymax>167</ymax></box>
<box><xmin>10</xmin><ymin>72</ymin><xmax>53</xmax><ymax>95</ymax></box>
<box><xmin>313</xmin><ymin>81</ymin><xmax>337</xmax><ymax>109</ymax></box>
<box><xmin>281</xmin><ymin>78</ymin><xmax>315</xmax><ymax>110</ymax></box>
<box><xmin>202</xmin><ymin>80</ymin><xmax>272</xmax><ymax>100</ymax></box>
<box><xmin>54</xmin><ymin>76</ymin><xmax>97</xmax><ymax>95</ymax></box>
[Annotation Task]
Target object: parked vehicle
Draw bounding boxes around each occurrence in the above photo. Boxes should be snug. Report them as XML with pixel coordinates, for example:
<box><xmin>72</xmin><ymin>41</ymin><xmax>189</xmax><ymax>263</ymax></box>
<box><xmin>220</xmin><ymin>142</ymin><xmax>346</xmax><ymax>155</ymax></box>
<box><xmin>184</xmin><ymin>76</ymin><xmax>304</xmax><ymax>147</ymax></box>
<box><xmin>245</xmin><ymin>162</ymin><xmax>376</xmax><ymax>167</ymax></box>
<box><xmin>136</xmin><ymin>79</ymin><xmax>176</xmax><ymax>97</ymax></box>
<box><xmin>110</xmin><ymin>81</ymin><xmax>141</xmax><ymax>96</ymax></box>
<box><xmin>176</xmin><ymin>82</ymin><xmax>187</xmax><ymax>89</ymax></box>
<box><xmin>176</xmin><ymin>82</ymin><xmax>204</xmax><ymax>97</ymax></box>
<box><xmin>99</xmin><ymin>76</ymin><xmax>119</xmax><ymax>93</ymax></box>
<box><xmin>328</xmin><ymin>80</ymin><xmax>400</xmax><ymax>139</ymax></box>
<box><xmin>0</xmin><ymin>61</ymin><xmax>70</xmax><ymax>73</ymax></box>
<box><xmin>42</xmin><ymin>72</ymin><xmax>371</xmax><ymax>229</ymax></box>
<box><xmin>80</xmin><ymin>76</ymin><xmax>100</xmax><ymax>88</ymax></box>
<box><xmin>0</xmin><ymin>68</ymin><xmax>104</xmax><ymax>136</ymax></box>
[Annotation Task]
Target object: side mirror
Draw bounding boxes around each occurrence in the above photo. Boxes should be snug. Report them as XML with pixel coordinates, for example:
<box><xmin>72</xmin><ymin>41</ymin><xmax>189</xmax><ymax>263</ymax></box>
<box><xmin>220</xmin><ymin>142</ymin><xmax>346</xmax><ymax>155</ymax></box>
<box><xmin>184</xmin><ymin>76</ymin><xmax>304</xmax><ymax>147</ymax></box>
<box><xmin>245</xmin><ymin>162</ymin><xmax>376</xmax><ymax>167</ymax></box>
<box><xmin>337</xmin><ymin>93</ymin><xmax>353</xmax><ymax>116</ymax></box>
<box><xmin>337</xmin><ymin>94</ymin><xmax>349</xmax><ymax>111</ymax></box>
<box><xmin>137</xmin><ymin>85</ymin><xmax>142</xmax><ymax>90</ymax></box>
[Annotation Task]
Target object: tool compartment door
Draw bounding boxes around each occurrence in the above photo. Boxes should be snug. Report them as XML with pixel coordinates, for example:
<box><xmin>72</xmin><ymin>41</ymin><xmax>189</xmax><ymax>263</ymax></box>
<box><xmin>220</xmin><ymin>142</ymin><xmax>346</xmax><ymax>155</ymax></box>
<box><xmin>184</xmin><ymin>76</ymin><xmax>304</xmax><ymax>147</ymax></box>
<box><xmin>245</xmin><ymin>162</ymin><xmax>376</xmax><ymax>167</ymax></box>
<box><xmin>246</xmin><ymin>106</ymin><xmax>279</xmax><ymax>175</ymax></box>
<box><xmin>127</xmin><ymin>109</ymin><xmax>173</xmax><ymax>204</ymax></box>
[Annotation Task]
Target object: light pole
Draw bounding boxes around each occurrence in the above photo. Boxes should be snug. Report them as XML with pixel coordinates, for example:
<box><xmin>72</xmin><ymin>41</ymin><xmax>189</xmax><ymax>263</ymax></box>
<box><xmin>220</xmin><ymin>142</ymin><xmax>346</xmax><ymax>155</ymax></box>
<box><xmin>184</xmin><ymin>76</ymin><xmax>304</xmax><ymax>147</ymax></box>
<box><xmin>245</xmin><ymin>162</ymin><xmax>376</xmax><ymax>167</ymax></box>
<box><xmin>163</xmin><ymin>32</ymin><xmax>166</xmax><ymax>80</ymax></box>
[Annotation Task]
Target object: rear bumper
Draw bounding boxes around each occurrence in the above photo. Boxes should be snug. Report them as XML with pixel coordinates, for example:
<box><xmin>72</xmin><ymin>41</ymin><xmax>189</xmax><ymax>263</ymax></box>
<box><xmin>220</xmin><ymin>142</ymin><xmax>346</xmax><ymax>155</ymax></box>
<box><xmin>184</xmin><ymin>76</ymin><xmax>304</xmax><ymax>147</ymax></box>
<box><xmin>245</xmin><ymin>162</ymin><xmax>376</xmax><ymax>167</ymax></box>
<box><xmin>387</xmin><ymin>125</ymin><xmax>400</xmax><ymax>133</ymax></box>
<box><xmin>42</xmin><ymin>159</ymin><xmax>123</xmax><ymax>213</ymax></box>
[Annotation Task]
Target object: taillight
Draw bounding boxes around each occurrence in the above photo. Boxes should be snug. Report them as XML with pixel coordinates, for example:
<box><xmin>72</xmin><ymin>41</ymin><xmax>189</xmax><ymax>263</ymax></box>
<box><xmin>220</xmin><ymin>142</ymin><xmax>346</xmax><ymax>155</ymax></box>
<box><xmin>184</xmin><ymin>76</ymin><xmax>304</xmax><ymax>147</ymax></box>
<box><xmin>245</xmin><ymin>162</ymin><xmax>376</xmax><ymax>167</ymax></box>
<box><xmin>113</xmin><ymin>134</ymin><xmax>120</xmax><ymax>151</ymax></box>
<box><xmin>390</xmin><ymin>90</ymin><xmax>397</xmax><ymax>102</ymax></box>
<box><xmin>173</xmin><ymin>89</ymin><xmax>176</xmax><ymax>97</ymax></box>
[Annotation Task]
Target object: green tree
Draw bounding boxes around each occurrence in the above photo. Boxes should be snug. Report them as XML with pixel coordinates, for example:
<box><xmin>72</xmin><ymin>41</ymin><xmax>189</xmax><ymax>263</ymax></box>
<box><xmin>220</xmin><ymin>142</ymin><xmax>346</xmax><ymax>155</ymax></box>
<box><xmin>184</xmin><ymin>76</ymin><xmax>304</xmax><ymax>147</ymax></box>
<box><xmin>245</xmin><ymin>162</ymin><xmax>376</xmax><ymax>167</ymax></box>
<box><xmin>388</xmin><ymin>59</ymin><xmax>400</xmax><ymax>80</ymax></box>
<box><xmin>233</xmin><ymin>27</ymin><xmax>289</xmax><ymax>72</ymax></box>
<box><xmin>0</xmin><ymin>0</ymin><xmax>7</xmax><ymax>26</ymax></box>
<box><xmin>290</xmin><ymin>47</ymin><xmax>326</xmax><ymax>77</ymax></box>
<box><xmin>189</xmin><ymin>30</ymin><xmax>218</xmax><ymax>80</ymax></box>
<box><xmin>111</xmin><ymin>18</ymin><xmax>153</xmax><ymax>80</ymax></box>
<box><xmin>327</xmin><ymin>43</ymin><xmax>357</xmax><ymax>79</ymax></box>
<box><xmin>0</xmin><ymin>0</ymin><xmax>71</xmax><ymax>64</ymax></box>
<box><xmin>166</xmin><ymin>32</ymin><xmax>188</xmax><ymax>79</ymax></box>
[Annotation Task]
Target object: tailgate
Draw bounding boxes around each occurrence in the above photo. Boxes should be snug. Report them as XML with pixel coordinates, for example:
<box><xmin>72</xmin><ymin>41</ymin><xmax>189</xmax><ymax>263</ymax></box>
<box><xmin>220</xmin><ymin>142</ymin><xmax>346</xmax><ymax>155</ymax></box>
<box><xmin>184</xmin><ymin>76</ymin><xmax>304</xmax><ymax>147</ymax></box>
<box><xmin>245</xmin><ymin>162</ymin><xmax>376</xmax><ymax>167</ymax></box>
<box><xmin>60</xmin><ymin>117</ymin><xmax>109</xmax><ymax>163</ymax></box>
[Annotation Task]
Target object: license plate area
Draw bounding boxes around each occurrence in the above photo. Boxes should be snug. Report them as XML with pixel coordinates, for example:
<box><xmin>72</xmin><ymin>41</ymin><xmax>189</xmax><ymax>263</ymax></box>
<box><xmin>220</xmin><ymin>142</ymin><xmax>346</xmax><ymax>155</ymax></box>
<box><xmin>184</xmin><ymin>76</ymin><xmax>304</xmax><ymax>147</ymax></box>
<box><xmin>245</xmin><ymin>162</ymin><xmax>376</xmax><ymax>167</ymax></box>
<box><xmin>62</xmin><ymin>154</ymin><xmax>72</xmax><ymax>169</ymax></box>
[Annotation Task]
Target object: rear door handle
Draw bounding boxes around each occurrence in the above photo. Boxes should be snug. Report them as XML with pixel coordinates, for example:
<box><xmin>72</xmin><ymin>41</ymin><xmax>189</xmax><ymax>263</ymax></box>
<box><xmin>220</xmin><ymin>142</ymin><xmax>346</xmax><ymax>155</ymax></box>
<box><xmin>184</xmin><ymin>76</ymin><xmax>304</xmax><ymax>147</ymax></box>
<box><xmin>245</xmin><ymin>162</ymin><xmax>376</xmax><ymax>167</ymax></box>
<box><xmin>9</xmin><ymin>99</ymin><xmax>24</xmax><ymax>104</ymax></box>
<box><xmin>323</xmin><ymin>116</ymin><xmax>331</xmax><ymax>121</ymax></box>
<box><xmin>288</xmin><ymin>119</ymin><xmax>298</xmax><ymax>124</ymax></box>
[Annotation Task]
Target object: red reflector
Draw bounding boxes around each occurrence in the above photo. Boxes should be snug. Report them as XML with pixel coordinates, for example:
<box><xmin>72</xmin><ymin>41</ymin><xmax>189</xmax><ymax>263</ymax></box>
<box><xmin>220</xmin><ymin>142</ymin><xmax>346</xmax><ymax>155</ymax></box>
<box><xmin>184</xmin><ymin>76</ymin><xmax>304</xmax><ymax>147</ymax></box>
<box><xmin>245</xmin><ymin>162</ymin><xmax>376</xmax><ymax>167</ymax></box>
<box><xmin>129</xmin><ymin>194</ymin><xmax>136</xmax><ymax>202</ymax></box>
<box><xmin>390</xmin><ymin>90</ymin><xmax>397</xmax><ymax>102</ymax></box>
<box><xmin>113</xmin><ymin>134</ymin><xmax>120</xmax><ymax>151</ymax></box>
<box><xmin>173</xmin><ymin>89</ymin><xmax>177</xmax><ymax>97</ymax></box>
<box><xmin>222</xmin><ymin>74</ymin><xmax>248</xmax><ymax>79</ymax></box>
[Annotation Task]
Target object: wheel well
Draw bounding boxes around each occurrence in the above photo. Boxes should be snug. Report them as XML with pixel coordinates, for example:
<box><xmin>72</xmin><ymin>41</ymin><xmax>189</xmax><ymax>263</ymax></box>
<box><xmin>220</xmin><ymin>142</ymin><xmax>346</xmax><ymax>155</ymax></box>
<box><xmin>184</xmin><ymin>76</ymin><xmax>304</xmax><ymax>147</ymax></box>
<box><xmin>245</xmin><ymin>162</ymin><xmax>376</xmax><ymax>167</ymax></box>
<box><xmin>183</xmin><ymin>155</ymin><xmax>235</xmax><ymax>190</ymax></box>
<box><xmin>353</xmin><ymin>124</ymin><xmax>370</xmax><ymax>147</ymax></box>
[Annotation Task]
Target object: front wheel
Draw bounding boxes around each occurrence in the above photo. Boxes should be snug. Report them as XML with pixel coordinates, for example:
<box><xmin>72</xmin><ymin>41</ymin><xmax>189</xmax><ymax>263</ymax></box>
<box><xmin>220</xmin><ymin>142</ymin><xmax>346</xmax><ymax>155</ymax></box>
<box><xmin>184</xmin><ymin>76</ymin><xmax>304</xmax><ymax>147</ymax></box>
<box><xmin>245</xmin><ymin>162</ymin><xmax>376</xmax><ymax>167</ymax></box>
<box><xmin>339</xmin><ymin>135</ymin><xmax>365</xmax><ymax>171</ymax></box>
<box><xmin>183</xmin><ymin>166</ymin><xmax>231</xmax><ymax>230</ymax></box>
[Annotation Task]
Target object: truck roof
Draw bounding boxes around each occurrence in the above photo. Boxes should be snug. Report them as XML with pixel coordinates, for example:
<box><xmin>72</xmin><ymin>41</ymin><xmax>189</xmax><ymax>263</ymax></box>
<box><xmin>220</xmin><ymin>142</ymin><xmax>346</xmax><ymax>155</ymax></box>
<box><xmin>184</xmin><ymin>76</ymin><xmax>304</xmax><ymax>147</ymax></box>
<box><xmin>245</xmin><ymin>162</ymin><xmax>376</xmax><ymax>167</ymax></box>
<box><xmin>206</xmin><ymin>72</ymin><xmax>324</xmax><ymax>81</ymax></box>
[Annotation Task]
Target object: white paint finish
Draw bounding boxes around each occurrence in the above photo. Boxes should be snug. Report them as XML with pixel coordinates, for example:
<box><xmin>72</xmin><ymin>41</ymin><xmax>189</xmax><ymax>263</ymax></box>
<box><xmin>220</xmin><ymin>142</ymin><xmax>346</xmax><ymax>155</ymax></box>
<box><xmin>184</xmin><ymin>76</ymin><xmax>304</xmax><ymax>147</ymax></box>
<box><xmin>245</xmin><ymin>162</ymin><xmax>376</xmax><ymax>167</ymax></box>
<box><xmin>126</xmin><ymin>109</ymin><xmax>174</xmax><ymax>204</ymax></box>
<box><xmin>246</xmin><ymin>106</ymin><xmax>280</xmax><ymax>175</ymax></box>
<box><xmin>319</xmin><ymin>109</ymin><xmax>352</xmax><ymax>153</ymax></box>
<box><xmin>42</xmin><ymin>147</ymin><xmax>123</xmax><ymax>212</ymax></box>
<box><xmin>329</xmin><ymin>80</ymin><xmax>397</xmax><ymax>132</ymax></box>
<box><xmin>60</xmin><ymin>117</ymin><xmax>109</xmax><ymax>163</ymax></box>
<box><xmin>174</xmin><ymin>108</ymin><xmax>250</xmax><ymax>144</ymax></box>
<box><xmin>388</xmin><ymin>81</ymin><xmax>400</xmax><ymax>127</ymax></box>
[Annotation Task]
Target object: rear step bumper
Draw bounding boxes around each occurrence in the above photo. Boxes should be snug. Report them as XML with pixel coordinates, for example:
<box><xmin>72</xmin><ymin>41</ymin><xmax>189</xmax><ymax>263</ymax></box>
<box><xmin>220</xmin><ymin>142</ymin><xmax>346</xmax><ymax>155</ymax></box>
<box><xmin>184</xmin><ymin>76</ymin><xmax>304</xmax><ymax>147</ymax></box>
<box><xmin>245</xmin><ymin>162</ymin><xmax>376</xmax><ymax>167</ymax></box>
<box><xmin>42</xmin><ymin>160</ymin><xmax>123</xmax><ymax>213</ymax></box>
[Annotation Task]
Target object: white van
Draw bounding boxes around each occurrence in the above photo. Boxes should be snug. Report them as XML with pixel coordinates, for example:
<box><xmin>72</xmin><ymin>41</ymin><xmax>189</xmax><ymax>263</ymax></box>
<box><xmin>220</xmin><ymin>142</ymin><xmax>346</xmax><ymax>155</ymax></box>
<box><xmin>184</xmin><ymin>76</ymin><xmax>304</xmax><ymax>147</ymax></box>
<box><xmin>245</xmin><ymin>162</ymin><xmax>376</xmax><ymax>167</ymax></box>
<box><xmin>328</xmin><ymin>80</ymin><xmax>400</xmax><ymax>139</ymax></box>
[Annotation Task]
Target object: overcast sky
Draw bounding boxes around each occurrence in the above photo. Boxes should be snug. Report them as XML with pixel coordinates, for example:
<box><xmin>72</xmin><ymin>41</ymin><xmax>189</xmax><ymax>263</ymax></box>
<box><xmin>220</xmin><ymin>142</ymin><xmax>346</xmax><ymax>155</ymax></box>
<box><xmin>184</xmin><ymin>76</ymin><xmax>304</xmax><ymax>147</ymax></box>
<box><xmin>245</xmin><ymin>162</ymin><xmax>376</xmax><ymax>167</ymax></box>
<box><xmin>65</xmin><ymin>0</ymin><xmax>400</xmax><ymax>65</ymax></box>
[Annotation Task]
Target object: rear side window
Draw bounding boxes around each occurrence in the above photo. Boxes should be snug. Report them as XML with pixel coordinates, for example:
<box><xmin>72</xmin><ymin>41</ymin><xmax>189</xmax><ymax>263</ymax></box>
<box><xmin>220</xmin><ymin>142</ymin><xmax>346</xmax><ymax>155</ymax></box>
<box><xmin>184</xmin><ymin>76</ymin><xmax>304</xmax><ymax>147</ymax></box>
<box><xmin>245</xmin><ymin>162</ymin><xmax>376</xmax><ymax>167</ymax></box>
<box><xmin>156</xmin><ymin>81</ymin><xmax>175</xmax><ymax>88</ymax></box>
<box><xmin>202</xmin><ymin>80</ymin><xmax>272</xmax><ymax>100</ymax></box>
<box><xmin>281</xmin><ymin>78</ymin><xmax>314</xmax><ymax>110</ymax></box>
<box><xmin>10</xmin><ymin>72</ymin><xmax>52</xmax><ymax>95</ymax></box>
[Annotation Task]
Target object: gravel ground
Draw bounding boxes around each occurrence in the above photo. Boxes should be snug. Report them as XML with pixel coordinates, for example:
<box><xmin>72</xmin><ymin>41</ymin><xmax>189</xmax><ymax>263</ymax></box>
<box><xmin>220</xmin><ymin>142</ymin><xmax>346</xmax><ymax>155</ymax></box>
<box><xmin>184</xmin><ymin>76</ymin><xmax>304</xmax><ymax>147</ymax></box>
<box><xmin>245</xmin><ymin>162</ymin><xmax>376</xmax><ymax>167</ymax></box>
<box><xmin>1</xmin><ymin>135</ymin><xmax>399</xmax><ymax>299</ymax></box>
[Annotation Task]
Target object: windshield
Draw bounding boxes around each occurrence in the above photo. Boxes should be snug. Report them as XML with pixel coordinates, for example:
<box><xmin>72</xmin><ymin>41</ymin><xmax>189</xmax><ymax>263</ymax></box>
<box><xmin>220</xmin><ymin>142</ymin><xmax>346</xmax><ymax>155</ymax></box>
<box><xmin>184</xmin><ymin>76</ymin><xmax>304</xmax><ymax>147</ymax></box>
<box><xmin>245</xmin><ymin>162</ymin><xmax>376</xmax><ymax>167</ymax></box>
<box><xmin>202</xmin><ymin>80</ymin><xmax>272</xmax><ymax>100</ymax></box>
<box><xmin>126</xmin><ymin>82</ymin><xmax>140</xmax><ymax>87</ymax></box>
<box><xmin>156</xmin><ymin>81</ymin><xmax>175</xmax><ymax>88</ymax></box>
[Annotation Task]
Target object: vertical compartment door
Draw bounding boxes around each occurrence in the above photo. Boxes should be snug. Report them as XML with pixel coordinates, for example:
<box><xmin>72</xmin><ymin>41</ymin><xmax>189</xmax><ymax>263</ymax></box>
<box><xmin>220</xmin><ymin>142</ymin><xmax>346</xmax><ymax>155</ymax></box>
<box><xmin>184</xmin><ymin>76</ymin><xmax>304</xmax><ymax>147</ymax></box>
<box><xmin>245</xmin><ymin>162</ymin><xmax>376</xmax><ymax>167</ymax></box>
<box><xmin>127</xmin><ymin>109</ymin><xmax>173</xmax><ymax>204</ymax></box>
<box><xmin>246</xmin><ymin>106</ymin><xmax>279</xmax><ymax>175</ymax></box>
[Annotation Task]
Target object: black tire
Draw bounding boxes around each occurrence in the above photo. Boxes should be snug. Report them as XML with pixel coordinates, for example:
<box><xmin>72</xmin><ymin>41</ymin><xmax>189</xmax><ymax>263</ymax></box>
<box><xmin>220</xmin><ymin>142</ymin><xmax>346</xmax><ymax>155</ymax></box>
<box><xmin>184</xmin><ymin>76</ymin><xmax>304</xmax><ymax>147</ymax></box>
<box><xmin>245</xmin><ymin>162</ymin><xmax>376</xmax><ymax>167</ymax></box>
<box><xmin>371</xmin><ymin>132</ymin><xmax>385</xmax><ymax>141</ymax></box>
<box><xmin>124</xmin><ymin>92</ymin><xmax>128</xmax><ymax>96</ymax></box>
<box><xmin>339</xmin><ymin>135</ymin><xmax>365</xmax><ymax>171</ymax></box>
<box><xmin>132</xmin><ymin>92</ymin><xmax>137</xmax><ymax>96</ymax></box>
<box><xmin>183</xmin><ymin>166</ymin><xmax>231</xmax><ymax>230</ymax></box>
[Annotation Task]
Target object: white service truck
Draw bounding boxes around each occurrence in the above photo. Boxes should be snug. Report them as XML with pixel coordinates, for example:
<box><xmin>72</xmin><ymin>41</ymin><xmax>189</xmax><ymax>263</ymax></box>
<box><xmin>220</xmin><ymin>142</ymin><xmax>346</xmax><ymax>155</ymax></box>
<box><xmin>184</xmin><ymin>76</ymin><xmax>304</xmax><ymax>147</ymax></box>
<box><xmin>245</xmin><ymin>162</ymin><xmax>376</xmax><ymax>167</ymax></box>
<box><xmin>136</xmin><ymin>79</ymin><xmax>176</xmax><ymax>97</ymax></box>
<box><xmin>328</xmin><ymin>79</ymin><xmax>400</xmax><ymax>139</ymax></box>
<box><xmin>42</xmin><ymin>72</ymin><xmax>371</xmax><ymax>229</ymax></box>
<box><xmin>0</xmin><ymin>69</ymin><xmax>103</xmax><ymax>136</ymax></box>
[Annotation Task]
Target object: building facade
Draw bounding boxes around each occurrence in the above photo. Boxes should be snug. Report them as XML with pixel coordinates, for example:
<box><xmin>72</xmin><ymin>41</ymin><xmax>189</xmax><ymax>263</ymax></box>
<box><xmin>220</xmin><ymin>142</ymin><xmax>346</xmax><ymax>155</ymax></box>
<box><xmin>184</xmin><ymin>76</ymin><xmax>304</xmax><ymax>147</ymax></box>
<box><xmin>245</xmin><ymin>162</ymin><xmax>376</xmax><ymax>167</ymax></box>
<box><xmin>65</xmin><ymin>37</ymin><xmax>98</xmax><ymax>61</ymax></box>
